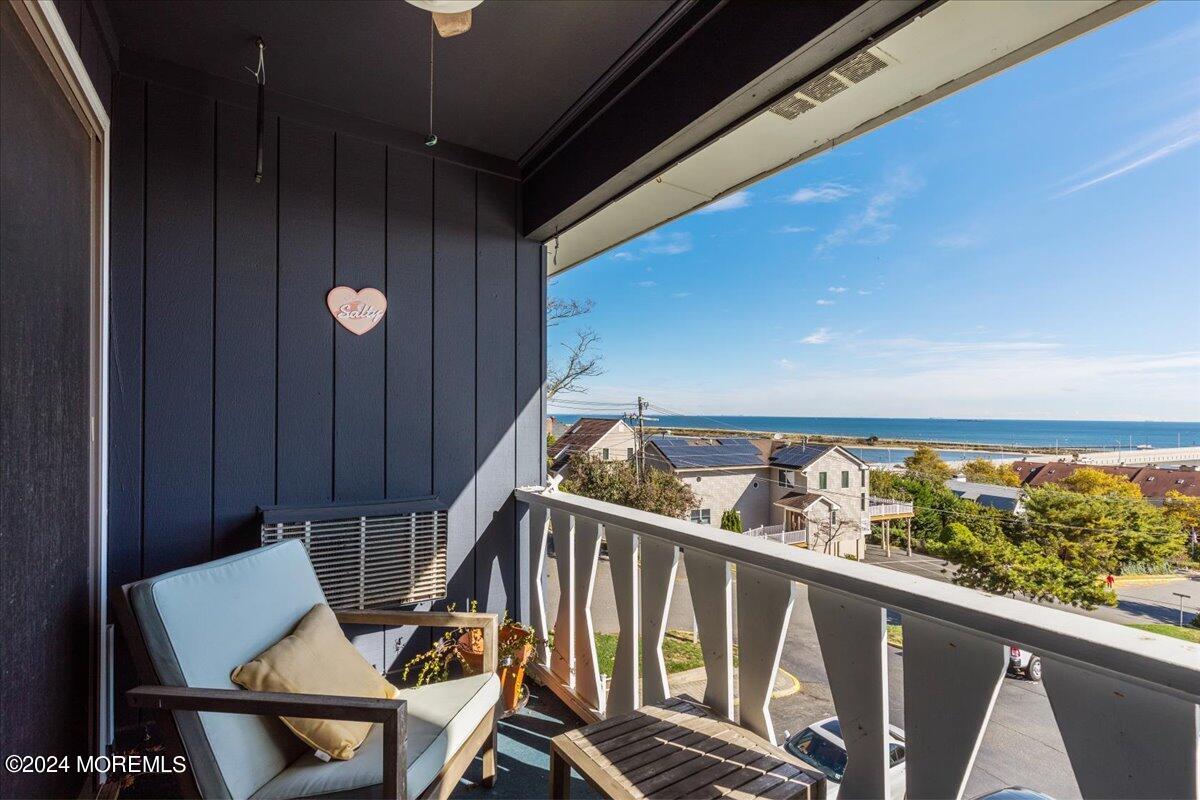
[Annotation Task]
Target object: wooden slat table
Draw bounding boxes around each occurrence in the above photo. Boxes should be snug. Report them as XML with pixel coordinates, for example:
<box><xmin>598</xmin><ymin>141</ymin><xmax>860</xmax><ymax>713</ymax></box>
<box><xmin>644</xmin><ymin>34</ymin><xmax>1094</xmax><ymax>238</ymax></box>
<box><xmin>549</xmin><ymin>696</ymin><xmax>823</xmax><ymax>800</ymax></box>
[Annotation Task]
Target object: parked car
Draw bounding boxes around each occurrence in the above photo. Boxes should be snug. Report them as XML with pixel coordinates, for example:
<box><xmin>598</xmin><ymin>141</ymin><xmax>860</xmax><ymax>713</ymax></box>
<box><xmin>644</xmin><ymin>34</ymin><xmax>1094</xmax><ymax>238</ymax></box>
<box><xmin>970</xmin><ymin>788</ymin><xmax>1055</xmax><ymax>800</ymax></box>
<box><xmin>1008</xmin><ymin>646</ymin><xmax>1042</xmax><ymax>681</ymax></box>
<box><xmin>783</xmin><ymin>717</ymin><xmax>906</xmax><ymax>800</ymax></box>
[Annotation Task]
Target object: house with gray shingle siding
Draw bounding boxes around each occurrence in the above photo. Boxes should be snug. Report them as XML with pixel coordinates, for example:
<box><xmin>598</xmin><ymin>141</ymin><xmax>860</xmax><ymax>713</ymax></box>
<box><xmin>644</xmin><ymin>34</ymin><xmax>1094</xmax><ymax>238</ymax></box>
<box><xmin>644</xmin><ymin>436</ymin><xmax>872</xmax><ymax>557</ymax></box>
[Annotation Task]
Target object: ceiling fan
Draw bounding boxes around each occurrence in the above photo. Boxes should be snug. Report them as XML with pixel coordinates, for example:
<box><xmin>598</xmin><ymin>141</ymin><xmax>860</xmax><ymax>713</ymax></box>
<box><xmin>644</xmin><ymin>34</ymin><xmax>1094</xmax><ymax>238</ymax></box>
<box><xmin>406</xmin><ymin>0</ymin><xmax>484</xmax><ymax>37</ymax></box>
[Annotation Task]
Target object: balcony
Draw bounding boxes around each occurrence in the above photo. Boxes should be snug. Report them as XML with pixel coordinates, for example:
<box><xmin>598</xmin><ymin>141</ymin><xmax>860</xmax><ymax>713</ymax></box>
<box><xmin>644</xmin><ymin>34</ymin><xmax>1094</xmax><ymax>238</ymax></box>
<box><xmin>516</xmin><ymin>487</ymin><xmax>1199</xmax><ymax>800</ymax></box>
<box><xmin>868</xmin><ymin>499</ymin><xmax>915</xmax><ymax>521</ymax></box>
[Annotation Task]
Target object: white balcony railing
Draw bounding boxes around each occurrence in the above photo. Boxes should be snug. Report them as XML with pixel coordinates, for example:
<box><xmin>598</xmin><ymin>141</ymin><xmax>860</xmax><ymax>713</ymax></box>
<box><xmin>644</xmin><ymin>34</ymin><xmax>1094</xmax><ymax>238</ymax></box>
<box><xmin>516</xmin><ymin>486</ymin><xmax>1199</xmax><ymax>800</ymax></box>
<box><xmin>868</xmin><ymin>497</ymin><xmax>915</xmax><ymax>518</ymax></box>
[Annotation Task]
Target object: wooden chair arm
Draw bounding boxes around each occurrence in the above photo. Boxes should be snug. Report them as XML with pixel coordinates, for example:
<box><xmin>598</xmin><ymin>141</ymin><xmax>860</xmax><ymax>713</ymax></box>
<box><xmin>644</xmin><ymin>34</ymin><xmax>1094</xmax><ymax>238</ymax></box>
<box><xmin>336</xmin><ymin>609</ymin><xmax>499</xmax><ymax>672</ymax></box>
<box><xmin>127</xmin><ymin>685</ymin><xmax>407</xmax><ymax>799</ymax></box>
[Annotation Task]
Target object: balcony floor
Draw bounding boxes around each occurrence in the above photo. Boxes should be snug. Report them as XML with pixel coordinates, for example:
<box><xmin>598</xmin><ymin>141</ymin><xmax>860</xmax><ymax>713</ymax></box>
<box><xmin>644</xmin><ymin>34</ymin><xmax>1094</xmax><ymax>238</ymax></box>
<box><xmin>456</xmin><ymin>684</ymin><xmax>598</xmax><ymax>800</ymax></box>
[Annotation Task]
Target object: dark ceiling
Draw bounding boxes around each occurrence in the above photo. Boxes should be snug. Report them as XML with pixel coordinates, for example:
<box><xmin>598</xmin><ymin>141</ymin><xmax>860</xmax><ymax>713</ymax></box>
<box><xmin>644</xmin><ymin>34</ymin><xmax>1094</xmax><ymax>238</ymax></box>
<box><xmin>106</xmin><ymin>0</ymin><xmax>674</xmax><ymax>162</ymax></box>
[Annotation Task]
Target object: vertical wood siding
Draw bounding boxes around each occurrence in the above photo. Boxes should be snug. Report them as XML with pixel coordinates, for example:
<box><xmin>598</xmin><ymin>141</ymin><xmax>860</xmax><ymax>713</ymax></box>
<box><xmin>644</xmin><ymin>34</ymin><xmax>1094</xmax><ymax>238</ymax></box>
<box><xmin>109</xmin><ymin>79</ymin><xmax>544</xmax><ymax>682</ymax></box>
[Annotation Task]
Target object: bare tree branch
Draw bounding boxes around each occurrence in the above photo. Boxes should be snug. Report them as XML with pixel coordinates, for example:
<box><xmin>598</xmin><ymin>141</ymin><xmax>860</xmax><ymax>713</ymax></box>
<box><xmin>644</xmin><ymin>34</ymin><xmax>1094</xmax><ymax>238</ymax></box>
<box><xmin>546</xmin><ymin>328</ymin><xmax>604</xmax><ymax>399</ymax></box>
<box><xmin>547</xmin><ymin>297</ymin><xmax>595</xmax><ymax>327</ymax></box>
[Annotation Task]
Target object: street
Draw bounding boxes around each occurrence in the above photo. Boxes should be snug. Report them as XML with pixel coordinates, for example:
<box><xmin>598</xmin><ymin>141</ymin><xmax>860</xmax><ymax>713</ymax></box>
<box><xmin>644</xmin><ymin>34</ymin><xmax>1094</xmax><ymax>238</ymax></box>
<box><xmin>547</xmin><ymin>553</ymin><xmax>1084</xmax><ymax>799</ymax></box>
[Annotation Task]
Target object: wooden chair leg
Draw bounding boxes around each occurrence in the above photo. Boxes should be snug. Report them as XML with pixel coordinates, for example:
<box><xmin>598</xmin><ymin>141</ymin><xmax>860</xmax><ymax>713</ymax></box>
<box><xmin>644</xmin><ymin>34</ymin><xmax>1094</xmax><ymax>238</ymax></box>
<box><xmin>480</xmin><ymin>715</ymin><xmax>498</xmax><ymax>788</ymax></box>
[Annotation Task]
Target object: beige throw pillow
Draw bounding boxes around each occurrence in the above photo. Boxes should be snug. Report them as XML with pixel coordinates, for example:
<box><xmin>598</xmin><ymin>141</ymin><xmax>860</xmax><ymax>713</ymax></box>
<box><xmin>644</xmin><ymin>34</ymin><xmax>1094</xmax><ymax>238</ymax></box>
<box><xmin>231</xmin><ymin>603</ymin><xmax>401</xmax><ymax>760</ymax></box>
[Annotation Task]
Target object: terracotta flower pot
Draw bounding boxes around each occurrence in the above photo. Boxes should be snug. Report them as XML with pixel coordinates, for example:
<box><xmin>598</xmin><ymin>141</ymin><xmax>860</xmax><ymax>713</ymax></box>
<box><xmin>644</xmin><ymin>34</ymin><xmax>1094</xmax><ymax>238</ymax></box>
<box><xmin>455</xmin><ymin>629</ymin><xmax>486</xmax><ymax>676</ymax></box>
<box><xmin>456</xmin><ymin>623</ymin><xmax>534</xmax><ymax>713</ymax></box>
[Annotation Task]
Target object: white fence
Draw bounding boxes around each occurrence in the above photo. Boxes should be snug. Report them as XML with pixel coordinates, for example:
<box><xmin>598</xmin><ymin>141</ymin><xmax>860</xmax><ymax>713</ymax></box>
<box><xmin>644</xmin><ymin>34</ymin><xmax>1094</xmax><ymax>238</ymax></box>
<box><xmin>516</xmin><ymin>486</ymin><xmax>1199</xmax><ymax>800</ymax></box>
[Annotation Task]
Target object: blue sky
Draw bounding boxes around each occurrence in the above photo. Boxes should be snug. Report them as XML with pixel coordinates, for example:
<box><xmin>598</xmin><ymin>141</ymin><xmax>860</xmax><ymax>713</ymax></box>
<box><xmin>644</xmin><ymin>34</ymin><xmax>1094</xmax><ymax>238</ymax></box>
<box><xmin>548</xmin><ymin>2</ymin><xmax>1200</xmax><ymax>422</ymax></box>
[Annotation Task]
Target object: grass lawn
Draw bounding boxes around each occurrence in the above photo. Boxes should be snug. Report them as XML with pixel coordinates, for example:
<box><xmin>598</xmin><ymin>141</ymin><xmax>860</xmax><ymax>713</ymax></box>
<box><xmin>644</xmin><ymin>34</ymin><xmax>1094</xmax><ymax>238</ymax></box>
<box><xmin>593</xmin><ymin>629</ymin><xmax>737</xmax><ymax>678</ymax></box>
<box><xmin>1127</xmin><ymin>623</ymin><xmax>1200</xmax><ymax>644</ymax></box>
<box><xmin>886</xmin><ymin>624</ymin><xmax>904</xmax><ymax>648</ymax></box>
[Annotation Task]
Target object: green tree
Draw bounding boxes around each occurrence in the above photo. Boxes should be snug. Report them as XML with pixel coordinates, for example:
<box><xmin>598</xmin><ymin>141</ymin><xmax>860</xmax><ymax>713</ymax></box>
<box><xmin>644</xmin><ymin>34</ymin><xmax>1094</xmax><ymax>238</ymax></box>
<box><xmin>935</xmin><ymin>521</ymin><xmax>1113</xmax><ymax>608</ymax></box>
<box><xmin>560</xmin><ymin>453</ymin><xmax>697</xmax><ymax>519</ymax></box>
<box><xmin>1059</xmin><ymin>468</ymin><xmax>1142</xmax><ymax>499</ymax></box>
<box><xmin>1163</xmin><ymin>491</ymin><xmax>1200</xmax><ymax>561</ymax></box>
<box><xmin>1023</xmin><ymin>484</ymin><xmax>1184</xmax><ymax>575</ymax></box>
<box><xmin>903</xmin><ymin>445</ymin><xmax>954</xmax><ymax>482</ymax></box>
<box><xmin>961</xmin><ymin>458</ymin><xmax>1021</xmax><ymax>487</ymax></box>
<box><xmin>720</xmin><ymin>509</ymin><xmax>744</xmax><ymax>533</ymax></box>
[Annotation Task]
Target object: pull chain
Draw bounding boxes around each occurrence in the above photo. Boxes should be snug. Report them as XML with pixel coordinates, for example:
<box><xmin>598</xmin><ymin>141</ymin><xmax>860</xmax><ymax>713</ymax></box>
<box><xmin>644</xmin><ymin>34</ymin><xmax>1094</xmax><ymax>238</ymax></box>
<box><xmin>426</xmin><ymin>19</ymin><xmax>437</xmax><ymax>147</ymax></box>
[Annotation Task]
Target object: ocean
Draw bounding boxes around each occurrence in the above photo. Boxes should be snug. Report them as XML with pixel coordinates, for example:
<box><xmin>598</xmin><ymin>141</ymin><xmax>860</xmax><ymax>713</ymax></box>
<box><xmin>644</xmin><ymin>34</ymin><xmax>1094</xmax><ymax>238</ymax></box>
<box><xmin>551</xmin><ymin>414</ymin><xmax>1200</xmax><ymax>463</ymax></box>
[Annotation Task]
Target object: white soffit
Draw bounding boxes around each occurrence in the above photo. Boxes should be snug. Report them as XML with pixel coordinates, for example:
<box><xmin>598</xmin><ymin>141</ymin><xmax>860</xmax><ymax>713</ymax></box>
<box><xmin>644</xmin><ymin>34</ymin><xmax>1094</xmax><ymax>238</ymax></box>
<box><xmin>547</xmin><ymin>0</ymin><xmax>1143</xmax><ymax>275</ymax></box>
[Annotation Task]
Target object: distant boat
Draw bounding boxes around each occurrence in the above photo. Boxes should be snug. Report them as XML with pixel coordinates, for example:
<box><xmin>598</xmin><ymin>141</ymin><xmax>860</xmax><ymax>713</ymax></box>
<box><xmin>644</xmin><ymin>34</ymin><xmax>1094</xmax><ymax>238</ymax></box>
<box><xmin>1136</xmin><ymin>444</ymin><xmax>1154</xmax><ymax>450</ymax></box>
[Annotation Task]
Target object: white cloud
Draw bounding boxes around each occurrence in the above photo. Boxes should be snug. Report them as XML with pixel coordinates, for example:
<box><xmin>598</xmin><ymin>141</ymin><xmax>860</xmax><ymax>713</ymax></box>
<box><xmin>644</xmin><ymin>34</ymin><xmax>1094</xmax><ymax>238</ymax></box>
<box><xmin>815</xmin><ymin>299</ymin><xmax>835</xmax><ymax>306</ymax></box>
<box><xmin>611</xmin><ymin>251</ymin><xmax>638</xmax><ymax>261</ymax></box>
<box><xmin>817</xmin><ymin>168</ymin><xmax>923</xmax><ymax>252</ymax></box>
<box><xmin>827</xmin><ymin>286</ymin><xmax>847</xmax><ymax>293</ymax></box>
<box><xmin>872</xmin><ymin>337</ymin><xmax>1062</xmax><ymax>356</ymax></box>
<box><xmin>800</xmin><ymin>328</ymin><xmax>832</xmax><ymax>344</ymax></box>
<box><xmin>698</xmin><ymin>191</ymin><xmax>751</xmax><ymax>213</ymax></box>
<box><xmin>784</xmin><ymin>182</ymin><xmax>856</xmax><ymax>204</ymax></box>
<box><xmin>670</xmin><ymin>292</ymin><xmax>692</xmax><ymax>299</ymax></box>
<box><xmin>857</xmin><ymin>289</ymin><xmax>871</xmax><ymax>296</ymax></box>
<box><xmin>635</xmin><ymin>280</ymin><xmax>657</xmax><ymax>288</ymax></box>
<box><xmin>776</xmin><ymin>358</ymin><xmax>796</xmax><ymax>371</ymax></box>
<box><xmin>933</xmin><ymin>232</ymin><xmax>979</xmax><ymax>249</ymax></box>
<box><xmin>1055</xmin><ymin>111</ymin><xmax>1200</xmax><ymax>197</ymax></box>
<box><xmin>776</xmin><ymin>225</ymin><xmax>815</xmax><ymax>234</ymax></box>
<box><xmin>640</xmin><ymin>231</ymin><xmax>692</xmax><ymax>255</ymax></box>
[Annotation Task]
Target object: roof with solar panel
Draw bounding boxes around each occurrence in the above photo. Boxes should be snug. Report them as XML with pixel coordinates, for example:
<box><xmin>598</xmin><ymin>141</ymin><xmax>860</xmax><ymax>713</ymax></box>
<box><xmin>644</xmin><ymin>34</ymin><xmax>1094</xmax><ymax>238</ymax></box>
<box><xmin>646</xmin><ymin>436</ymin><xmax>767</xmax><ymax>469</ymax></box>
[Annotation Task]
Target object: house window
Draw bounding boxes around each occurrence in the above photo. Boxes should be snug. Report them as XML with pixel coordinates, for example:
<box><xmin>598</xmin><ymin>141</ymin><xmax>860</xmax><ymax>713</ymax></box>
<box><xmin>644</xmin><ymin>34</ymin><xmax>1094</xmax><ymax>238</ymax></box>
<box><xmin>753</xmin><ymin>481</ymin><xmax>759</xmax><ymax>488</ymax></box>
<box><xmin>1145</xmin><ymin>476</ymin><xmax>1155</xmax><ymax>482</ymax></box>
<box><xmin>861</xmin><ymin>494</ymin><xmax>866</xmax><ymax>511</ymax></box>
<box><xmin>627</xmin><ymin>447</ymin><xmax>634</xmax><ymax>460</ymax></box>
<box><xmin>841</xmin><ymin>470</ymin><xmax>850</xmax><ymax>488</ymax></box>
<box><xmin>831</xmin><ymin>510</ymin><xmax>838</xmax><ymax>526</ymax></box>
<box><xmin>689</xmin><ymin>509</ymin><xmax>711</xmax><ymax>525</ymax></box>
<box><xmin>779</xmin><ymin>469</ymin><xmax>795</xmax><ymax>488</ymax></box>
<box><xmin>819</xmin><ymin>472</ymin><xmax>828</xmax><ymax>490</ymax></box>
<box><xmin>602</xmin><ymin>448</ymin><xmax>610</xmax><ymax>460</ymax></box>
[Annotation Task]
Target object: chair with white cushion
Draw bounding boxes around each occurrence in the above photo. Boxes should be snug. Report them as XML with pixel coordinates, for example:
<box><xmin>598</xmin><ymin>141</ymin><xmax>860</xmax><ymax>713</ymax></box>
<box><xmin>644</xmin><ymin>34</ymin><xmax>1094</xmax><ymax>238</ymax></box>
<box><xmin>115</xmin><ymin>540</ymin><xmax>500</xmax><ymax>800</ymax></box>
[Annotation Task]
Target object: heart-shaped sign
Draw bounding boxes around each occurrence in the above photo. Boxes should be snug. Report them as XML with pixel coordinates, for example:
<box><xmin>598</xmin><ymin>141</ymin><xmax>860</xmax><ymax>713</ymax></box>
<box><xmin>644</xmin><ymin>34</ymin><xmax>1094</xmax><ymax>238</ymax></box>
<box><xmin>327</xmin><ymin>286</ymin><xmax>388</xmax><ymax>335</ymax></box>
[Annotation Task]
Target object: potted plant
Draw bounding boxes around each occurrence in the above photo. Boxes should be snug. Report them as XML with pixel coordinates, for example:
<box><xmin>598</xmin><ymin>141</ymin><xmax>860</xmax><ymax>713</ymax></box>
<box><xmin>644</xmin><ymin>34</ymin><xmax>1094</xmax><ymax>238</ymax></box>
<box><xmin>401</xmin><ymin>602</ymin><xmax>540</xmax><ymax>714</ymax></box>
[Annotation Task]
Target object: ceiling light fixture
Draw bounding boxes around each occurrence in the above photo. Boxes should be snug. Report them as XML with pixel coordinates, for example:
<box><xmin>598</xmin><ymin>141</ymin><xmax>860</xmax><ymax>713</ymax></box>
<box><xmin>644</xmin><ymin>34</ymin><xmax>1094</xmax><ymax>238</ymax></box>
<box><xmin>406</xmin><ymin>0</ymin><xmax>483</xmax><ymax>38</ymax></box>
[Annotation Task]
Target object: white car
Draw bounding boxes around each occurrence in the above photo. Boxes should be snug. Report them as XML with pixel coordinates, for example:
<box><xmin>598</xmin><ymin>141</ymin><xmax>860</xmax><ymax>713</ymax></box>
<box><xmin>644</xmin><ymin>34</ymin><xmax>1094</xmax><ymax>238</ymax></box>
<box><xmin>1008</xmin><ymin>646</ymin><xmax>1042</xmax><ymax>682</ymax></box>
<box><xmin>784</xmin><ymin>716</ymin><xmax>907</xmax><ymax>799</ymax></box>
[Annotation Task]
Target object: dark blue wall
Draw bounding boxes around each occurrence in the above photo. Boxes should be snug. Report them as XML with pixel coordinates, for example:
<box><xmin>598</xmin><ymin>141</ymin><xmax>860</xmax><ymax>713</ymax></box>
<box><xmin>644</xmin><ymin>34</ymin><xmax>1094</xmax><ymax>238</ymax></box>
<box><xmin>53</xmin><ymin>0</ymin><xmax>115</xmax><ymax>113</ymax></box>
<box><xmin>108</xmin><ymin>74</ymin><xmax>545</xmax><ymax>704</ymax></box>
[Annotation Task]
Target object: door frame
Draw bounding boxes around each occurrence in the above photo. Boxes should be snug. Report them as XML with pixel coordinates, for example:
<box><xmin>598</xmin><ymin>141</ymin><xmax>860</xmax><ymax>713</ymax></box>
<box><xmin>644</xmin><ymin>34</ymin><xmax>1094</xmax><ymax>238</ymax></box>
<box><xmin>7</xmin><ymin>0</ymin><xmax>110</xmax><ymax>786</ymax></box>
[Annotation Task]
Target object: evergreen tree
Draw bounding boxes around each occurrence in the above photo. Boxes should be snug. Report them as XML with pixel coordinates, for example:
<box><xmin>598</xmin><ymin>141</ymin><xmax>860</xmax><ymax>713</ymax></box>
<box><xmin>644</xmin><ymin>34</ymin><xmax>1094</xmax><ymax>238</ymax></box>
<box><xmin>720</xmin><ymin>509</ymin><xmax>744</xmax><ymax>533</ymax></box>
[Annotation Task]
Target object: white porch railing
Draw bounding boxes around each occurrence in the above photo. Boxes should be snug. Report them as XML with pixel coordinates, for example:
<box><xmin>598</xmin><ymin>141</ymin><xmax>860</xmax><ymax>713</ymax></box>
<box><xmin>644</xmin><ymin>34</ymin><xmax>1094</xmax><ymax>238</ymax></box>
<box><xmin>516</xmin><ymin>486</ymin><xmax>1199</xmax><ymax>800</ymax></box>
<box><xmin>744</xmin><ymin>524</ymin><xmax>808</xmax><ymax>546</ymax></box>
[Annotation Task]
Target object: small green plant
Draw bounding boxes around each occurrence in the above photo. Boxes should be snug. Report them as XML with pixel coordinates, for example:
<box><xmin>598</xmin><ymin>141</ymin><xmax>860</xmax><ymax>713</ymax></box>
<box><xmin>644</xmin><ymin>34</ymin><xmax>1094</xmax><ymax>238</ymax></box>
<box><xmin>1119</xmin><ymin>561</ymin><xmax>1174</xmax><ymax>576</ymax></box>
<box><xmin>720</xmin><ymin>509</ymin><xmax>744</xmax><ymax>533</ymax></box>
<box><xmin>400</xmin><ymin>601</ymin><xmax>541</xmax><ymax>686</ymax></box>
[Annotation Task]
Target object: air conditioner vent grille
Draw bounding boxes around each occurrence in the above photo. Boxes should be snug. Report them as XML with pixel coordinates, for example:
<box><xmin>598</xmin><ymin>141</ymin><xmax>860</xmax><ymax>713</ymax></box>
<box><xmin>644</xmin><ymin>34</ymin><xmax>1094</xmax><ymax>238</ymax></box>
<box><xmin>261</xmin><ymin>502</ymin><xmax>447</xmax><ymax>610</ymax></box>
<box><xmin>769</xmin><ymin>94</ymin><xmax>816</xmax><ymax>120</ymax></box>
<box><xmin>799</xmin><ymin>72</ymin><xmax>848</xmax><ymax>103</ymax></box>
<box><xmin>835</xmin><ymin>50</ymin><xmax>889</xmax><ymax>83</ymax></box>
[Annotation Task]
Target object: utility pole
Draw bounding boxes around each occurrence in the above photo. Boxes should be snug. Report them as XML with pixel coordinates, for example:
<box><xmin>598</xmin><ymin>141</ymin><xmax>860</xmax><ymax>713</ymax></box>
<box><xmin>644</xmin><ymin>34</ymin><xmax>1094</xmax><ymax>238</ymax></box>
<box><xmin>626</xmin><ymin>396</ymin><xmax>650</xmax><ymax>484</ymax></box>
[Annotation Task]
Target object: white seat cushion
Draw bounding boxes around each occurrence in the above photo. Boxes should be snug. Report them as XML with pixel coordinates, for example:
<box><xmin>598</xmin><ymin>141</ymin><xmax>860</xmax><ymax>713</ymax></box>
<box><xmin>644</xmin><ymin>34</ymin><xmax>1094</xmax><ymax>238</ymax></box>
<box><xmin>250</xmin><ymin>672</ymin><xmax>500</xmax><ymax>800</ymax></box>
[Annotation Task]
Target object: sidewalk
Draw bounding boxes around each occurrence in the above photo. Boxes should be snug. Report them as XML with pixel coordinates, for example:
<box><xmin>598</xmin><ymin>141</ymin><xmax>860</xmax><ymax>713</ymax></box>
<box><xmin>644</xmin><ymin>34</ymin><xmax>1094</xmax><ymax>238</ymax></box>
<box><xmin>667</xmin><ymin>664</ymin><xmax>799</xmax><ymax>702</ymax></box>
